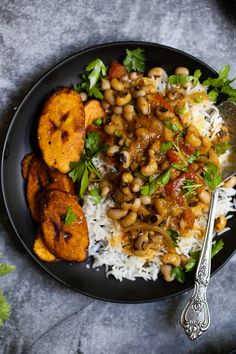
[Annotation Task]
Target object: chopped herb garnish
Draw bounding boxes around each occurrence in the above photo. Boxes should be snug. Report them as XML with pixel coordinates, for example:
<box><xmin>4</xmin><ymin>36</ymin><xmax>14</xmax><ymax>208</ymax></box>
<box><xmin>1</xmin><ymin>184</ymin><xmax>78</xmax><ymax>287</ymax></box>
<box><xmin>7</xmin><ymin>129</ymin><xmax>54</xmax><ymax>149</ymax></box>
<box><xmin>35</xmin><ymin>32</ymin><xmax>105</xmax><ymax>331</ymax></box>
<box><xmin>0</xmin><ymin>290</ymin><xmax>11</xmax><ymax>327</ymax></box>
<box><xmin>168</xmin><ymin>69</ymin><xmax>201</xmax><ymax>86</ymax></box>
<box><xmin>168</xmin><ymin>229</ymin><xmax>180</xmax><ymax>246</ymax></box>
<box><xmin>171</xmin><ymin>266</ymin><xmax>185</xmax><ymax>283</ymax></box>
<box><xmin>123</xmin><ymin>48</ymin><xmax>147</xmax><ymax>72</ymax></box>
<box><xmin>182</xmin><ymin>179</ymin><xmax>202</xmax><ymax>199</ymax></box>
<box><xmin>203</xmin><ymin>64</ymin><xmax>236</xmax><ymax>103</ymax></box>
<box><xmin>214</xmin><ymin>142</ymin><xmax>231</xmax><ymax>155</ymax></box>
<box><xmin>185</xmin><ymin>258</ymin><xmax>198</xmax><ymax>272</ymax></box>
<box><xmin>140</xmin><ymin>168</ymin><xmax>173</xmax><ymax>196</ymax></box>
<box><xmin>64</xmin><ymin>207</ymin><xmax>77</xmax><ymax>225</ymax></box>
<box><xmin>187</xmin><ymin>149</ymin><xmax>200</xmax><ymax>164</ymax></box>
<box><xmin>140</xmin><ymin>185</ymin><xmax>150</xmax><ymax>196</ymax></box>
<box><xmin>172</xmin><ymin>163</ymin><xmax>188</xmax><ymax>172</ymax></box>
<box><xmin>89</xmin><ymin>187</ymin><xmax>102</xmax><ymax>204</ymax></box>
<box><xmin>160</xmin><ymin>141</ymin><xmax>173</xmax><ymax>153</ymax></box>
<box><xmin>69</xmin><ymin>132</ymin><xmax>106</xmax><ymax>198</ymax></box>
<box><xmin>211</xmin><ymin>239</ymin><xmax>224</xmax><ymax>257</ymax></box>
<box><xmin>93</xmin><ymin>118</ymin><xmax>103</xmax><ymax>126</ymax></box>
<box><xmin>85</xmin><ymin>58</ymin><xmax>107</xmax><ymax>88</ymax></box>
<box><xmin>194</xmin><ymin>97</ymin><xmax>203</xmax><ymax>103</ymax></box>
<box><xmin>73</xmin><ymin>58</ymin><xmax>106</xmax><ymax>99</ymax></box>
<box><xmin>178</xmin><ymin>107</ymin><xmax>187</xmax><ymax>115</ymax></box>
<box><xmin>0</xmin><ymin>264</ymin><xmax>16</xmax><ymax>277</ymax></box>
<box><xmin>208</xmin><ymin>89</ymin><xmax>218</xmax><ymax>102</ymax></box>
<box><xmin>202</xmin><ymin>163</ymin><xmax>222</xmax><ymax>190</ymax></box>
<box><xmin>163</xmin><ymin>120</ymin><xmax>179</xmax><ymax>133</ymax></box>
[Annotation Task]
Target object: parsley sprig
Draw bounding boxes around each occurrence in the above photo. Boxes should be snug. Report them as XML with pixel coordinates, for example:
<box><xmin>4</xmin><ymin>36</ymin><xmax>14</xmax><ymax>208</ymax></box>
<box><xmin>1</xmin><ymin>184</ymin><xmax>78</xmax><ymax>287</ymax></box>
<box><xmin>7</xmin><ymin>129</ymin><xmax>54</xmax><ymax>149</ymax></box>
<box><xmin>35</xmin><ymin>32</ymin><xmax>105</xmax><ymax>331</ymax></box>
<box><xmin>123</xmin><ymin>48</ymin><xmax>147</xmax><ymax>72</ymax></box>
<box><xmin>168</xmin><ymin>69</ymin><xmax>202</xmax><ymax>86</ymax></box>
<box><xmin>203</xmin><ymin>64</ymin><xmax>236</xmax><ymax>102</ymax></box>
<box><xmin>64</xmin><ymin>207</ymin><xmax>77</xmax><ymax>225</ymax></box>
<box><xmin>73</xmin><ymin>58</ymin><xmax>107</xmax><ymax>99</ymax></box>
<box><xmin>171</xmin><ymin>239</ymin><xmax>224</xmax><ymax>283</ymax></box>
<box><xmin>202</xmin><ymin>163</ymin><xmax>222</xmax><ymax>190</ymax></box>
<box><xmin>0</xmin><ymin>255</ymin><xmax>15</xmax><ymax>327</ymax></box>
<box><xmin>182</xmin><ymin>179</ymin><xmax>202</xmax><ymax>199</ymax></box>
<box><xmin>69</xmin><ymin>132</ymin><xmax>106</xmax><ymax>198</ymax></box>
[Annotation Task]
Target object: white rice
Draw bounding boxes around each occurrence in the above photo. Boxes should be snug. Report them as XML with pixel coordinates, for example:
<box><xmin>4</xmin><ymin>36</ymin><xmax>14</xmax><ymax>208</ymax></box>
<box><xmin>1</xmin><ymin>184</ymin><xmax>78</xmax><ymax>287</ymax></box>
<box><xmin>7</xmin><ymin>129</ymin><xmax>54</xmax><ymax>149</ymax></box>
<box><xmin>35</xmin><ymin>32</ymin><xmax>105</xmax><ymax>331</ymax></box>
<box><xmin>82</xmin><ymin>78</ymin><xmax>236</xmax><ymax>282</ymax></box>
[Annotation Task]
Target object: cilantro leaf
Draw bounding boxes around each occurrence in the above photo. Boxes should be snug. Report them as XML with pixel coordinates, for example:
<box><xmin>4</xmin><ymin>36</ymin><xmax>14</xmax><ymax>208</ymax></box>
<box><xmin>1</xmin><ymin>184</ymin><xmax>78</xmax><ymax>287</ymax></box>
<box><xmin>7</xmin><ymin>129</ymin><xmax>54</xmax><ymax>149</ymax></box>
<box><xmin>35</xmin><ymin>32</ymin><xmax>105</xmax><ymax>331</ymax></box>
<box><xmin>89</xmin><ymin>187</ymin><xmax>101</xmax><ymax>204</ymax></box>
<box><xmin>208</xmin><ymin>89</ymin><xmax>218</xmax><ymax>102</ymax></box>
<box><xmin>167</xmin><ymin>229</ymin><xmax>180</xmax><ymax>247</ymax></box>
<box><xmin>171</xmin><ymin>266</ymin><xmax>185</xmax><ymax>283</ymax></box>
<box><xmin>0</xmin><ymin>290</ymin><xmax>11</xmax><ymax>327</ymax></box>
<box><xmin>202</xmin><ymin>163</ymin><xmax>222</xmax><ymax>190</ymax></box>
<box><xmin>221</xmin><ymin>85</ymin><xmax>236</xmax><ymax>98</ymax></box>
<box><xmin>0</xmin><ymin>264</ymin><xmax>15</xmax><ymax>277</ymax></box>
<box><xmin>187</xmin><ymin>149</ymin><xmax>200</xmax><ymax>164</ymax></box>
<box><xmin>172</xmin><ymin>163</ymin><xmax>188</xmax><ymax>172</ymax></box>
<box><xmin>194</xmin><ymin>69</ymin><xmax>202</xmax><ymax>79</ymax></box>
<box><xmin>85</xmin><ymin>58</ymin><xmax>107</xmax><ymax>89</ymax></box>
<box><xmin>163</xmin><ymin>120</ymin><xmax>179</xmax><ymax>133</ymax></box>
<box><xmin>160</xmin><ymin>141</ymin><xmax>173</xmax><ymax>153</ymax></box>
<box><xmin>85</xmin><ymin>132</ymin><xmax>101</xmax><ymax>157</ymax></box>
<box><xmin>182</xmin><ymin>179</ymin><xmax>202</xmax><ymax>199</ymax></box>
<box><xmin>168</xmin><ymin>70</ymin><xmax>201</xmax><ymax>86</ymax></box>
<box><xmin>73</xmin><ymin>58</ymin><xmax>106</xmax><ymax>99</ymax></box>
<box><xmin>140</xmin><ymin>185</ymin><xmax>150</xmax><ymax>196</ymax></box>
<box><xmin>69</xmin><ymin>161</ymin><xmax>85</xmax><ymax>183</ymax></box>
<box><xmin>203</xmin><ymin>65</ymin><xmax>236</xmax><ymax>103</ymax></box>
<box><xmin>64</xmin><ymin>206</ymin><xmax>77</xmax><ymax>225</ymax></box>
<box><xmin>80</xmin><ymin>165</ymin><xmax>89</xmax><ymax>199</ymax></box>
<box><xmin>211</xmin><ymin>239</ymin><xmax>224</xmax><ymax>257</ymax></box>
<box><xmin>86</xmin><ymin>160</ymin><xmax>101</xmax><ymax>179</ymax></box>
<box><xmin>185</xmin><ymin>258</ymin><xmax>198</xmax><ymax>272</ymax></box>
<box><xmin>214</xmin><ymin>142</ymin><xmax>231</xmax><ymax>155</ymax></box>
<box><xmin>123</xmin><ymin>48</ymin><xmax>147</xmax><ymax>72</ymax></box>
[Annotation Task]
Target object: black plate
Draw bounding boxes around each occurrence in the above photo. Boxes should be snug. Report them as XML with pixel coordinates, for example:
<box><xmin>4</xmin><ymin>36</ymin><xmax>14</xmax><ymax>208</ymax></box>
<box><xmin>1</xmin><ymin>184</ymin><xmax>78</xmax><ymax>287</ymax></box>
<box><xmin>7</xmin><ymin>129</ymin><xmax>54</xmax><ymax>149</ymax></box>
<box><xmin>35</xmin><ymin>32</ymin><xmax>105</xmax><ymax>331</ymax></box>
<box><xmin>1</xmin><ymin>41</ymin><xmax>236</xmax><ymax>303</ymax></box>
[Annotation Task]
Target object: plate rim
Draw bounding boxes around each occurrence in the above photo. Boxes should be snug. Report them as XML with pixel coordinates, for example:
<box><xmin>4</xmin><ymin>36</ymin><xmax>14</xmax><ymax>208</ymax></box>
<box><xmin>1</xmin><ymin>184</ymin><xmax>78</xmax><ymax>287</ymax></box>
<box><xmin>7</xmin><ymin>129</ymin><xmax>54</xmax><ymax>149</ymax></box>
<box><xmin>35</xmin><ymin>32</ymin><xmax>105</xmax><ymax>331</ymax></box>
<box><xmin>1</xmin><ymin>40</ymin><xmax>235</xmax><ymax>303</ymax></box>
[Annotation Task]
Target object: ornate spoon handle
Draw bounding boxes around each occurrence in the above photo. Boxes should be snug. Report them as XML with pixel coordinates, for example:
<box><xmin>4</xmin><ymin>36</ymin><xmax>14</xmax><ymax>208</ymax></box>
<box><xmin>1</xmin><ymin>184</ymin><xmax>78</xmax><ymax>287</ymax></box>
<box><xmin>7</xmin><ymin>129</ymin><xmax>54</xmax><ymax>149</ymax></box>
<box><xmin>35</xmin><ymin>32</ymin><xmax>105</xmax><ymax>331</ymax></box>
<box><xmin>180</xmin><ymin>188</ymin><xmax>219</xmax><ymax>340</ymax></box>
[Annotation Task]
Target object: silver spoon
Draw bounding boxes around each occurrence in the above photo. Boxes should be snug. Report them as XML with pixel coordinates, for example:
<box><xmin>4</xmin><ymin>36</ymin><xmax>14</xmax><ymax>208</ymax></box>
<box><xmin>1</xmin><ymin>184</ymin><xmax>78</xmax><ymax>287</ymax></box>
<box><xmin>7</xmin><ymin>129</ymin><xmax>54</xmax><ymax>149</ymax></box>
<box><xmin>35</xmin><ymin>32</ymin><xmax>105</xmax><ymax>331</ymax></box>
<box><xmin>180</xmin><ymin>101</ymin><xmax>236</xmax><ymax>340</ymax></box>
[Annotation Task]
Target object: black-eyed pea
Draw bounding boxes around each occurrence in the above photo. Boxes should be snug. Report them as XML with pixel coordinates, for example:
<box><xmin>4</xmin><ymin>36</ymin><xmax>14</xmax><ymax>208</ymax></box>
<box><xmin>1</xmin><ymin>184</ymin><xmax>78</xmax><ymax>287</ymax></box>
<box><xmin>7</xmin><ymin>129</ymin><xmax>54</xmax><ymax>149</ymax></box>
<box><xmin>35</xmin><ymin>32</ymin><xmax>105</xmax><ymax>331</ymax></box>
<box><xmin>160</xmin><ymin>264</ymin><xmax>175</xmax><ymax>282</ymax></box>
<box><xmin>141</xmin><ymin>159</ymin><xmax>158</xmax><ymax>177</ymax></box>
<box><xmin>107</xmin><ymin>208</ymin><xmax>128</xmax><ymax>220</ymax></box>
<box><xmin>116</xmin><ymin>92</ymin><xmax>132</xmax><ymax>106</ymax></box>
<box><xmin>174</xmin><ymin>67</ymin><xmax>189</xmax><ymax>76</ymax></box>
<box><xmin>162</xmin><ymin>253</ymin><xmax>181</xmax><ymax>267</ymax></box>
<box><xmin>104</xmin><ymin>89</ymin><xmax>115</xmax><ymax>106</ymax></box>
<box><xmin>120</xmin><ymin>211</ymin><xmax>137</xmax><ymax>227</ymax></box>
<box><xmin>111</xmin><ymin>78</ymin><xmax>124</xmax><ymax>91</ymax></box>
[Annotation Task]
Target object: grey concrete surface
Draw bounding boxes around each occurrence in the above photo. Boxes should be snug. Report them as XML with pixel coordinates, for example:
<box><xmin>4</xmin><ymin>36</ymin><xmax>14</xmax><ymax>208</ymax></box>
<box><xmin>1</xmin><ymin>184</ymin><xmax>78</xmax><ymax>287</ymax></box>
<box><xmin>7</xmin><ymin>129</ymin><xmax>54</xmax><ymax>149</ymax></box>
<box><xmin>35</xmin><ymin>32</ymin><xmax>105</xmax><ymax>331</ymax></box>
<box><xmin>0</xmin><ymin>0</ymin><xmax>236</xmax><ymax>353</ymax></box>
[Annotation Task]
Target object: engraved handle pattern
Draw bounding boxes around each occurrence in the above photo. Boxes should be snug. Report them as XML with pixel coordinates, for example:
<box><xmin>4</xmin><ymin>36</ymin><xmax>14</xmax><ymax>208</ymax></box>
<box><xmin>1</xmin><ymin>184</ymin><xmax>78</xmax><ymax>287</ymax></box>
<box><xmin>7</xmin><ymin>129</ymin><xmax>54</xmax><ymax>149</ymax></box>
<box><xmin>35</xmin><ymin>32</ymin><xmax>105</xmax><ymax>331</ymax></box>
<box><xmin>180</xmin><ymin>189</ymin><xmax>219</xmax><ymax>340</ymax></box>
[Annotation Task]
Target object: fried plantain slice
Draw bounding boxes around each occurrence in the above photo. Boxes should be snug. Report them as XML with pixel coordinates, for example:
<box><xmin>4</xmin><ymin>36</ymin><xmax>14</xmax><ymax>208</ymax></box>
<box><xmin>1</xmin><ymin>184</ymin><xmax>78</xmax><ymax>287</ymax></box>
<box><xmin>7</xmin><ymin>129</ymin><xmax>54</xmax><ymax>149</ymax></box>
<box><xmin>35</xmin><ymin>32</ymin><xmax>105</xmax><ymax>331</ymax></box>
<box><xmin>38</xmin><ymin>88</ymin><xmax>85</xmax><ymax>173</ymax></box>
<box><xmin>46</xmin><ymin>170</ymin><xmax>75</xmax><ymax>195</ymax></box>
<box><xmin>84</xmin><ymin>99</ymin><xmax>105</xmax><ymax>128</ymax></box>
<box><xmin>33</xmin><ymin>228</ymin><xmax>57</xmax><ymax>262</ymax></box>
<box><xmin>26</xmin><ymin>155</ymin><xmax>75</xmax><ymax>221</ymax></box>
<box><xmin>26</xmin><ymin>155</ymin><xmax>50</xmax><ymax>222</ymax></box>
<box><xmin>41</xmin><ymin>190</ymin><xmax>89</xmax><ymax>262</ymax></box>
<box><xmin>21</xmin><ymin>153</ymin><xmax>35</xmax><ymax>179</ymax></box>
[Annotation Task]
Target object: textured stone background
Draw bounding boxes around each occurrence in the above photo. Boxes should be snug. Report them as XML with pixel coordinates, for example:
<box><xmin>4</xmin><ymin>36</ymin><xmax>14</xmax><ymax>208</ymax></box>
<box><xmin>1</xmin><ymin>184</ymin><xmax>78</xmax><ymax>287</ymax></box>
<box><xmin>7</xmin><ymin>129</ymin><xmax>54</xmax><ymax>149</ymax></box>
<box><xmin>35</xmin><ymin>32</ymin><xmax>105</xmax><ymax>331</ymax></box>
<box><xmin>0</xmin><ymin>0</ymin><xmax>236</xmax><ymax>353</ymax></box>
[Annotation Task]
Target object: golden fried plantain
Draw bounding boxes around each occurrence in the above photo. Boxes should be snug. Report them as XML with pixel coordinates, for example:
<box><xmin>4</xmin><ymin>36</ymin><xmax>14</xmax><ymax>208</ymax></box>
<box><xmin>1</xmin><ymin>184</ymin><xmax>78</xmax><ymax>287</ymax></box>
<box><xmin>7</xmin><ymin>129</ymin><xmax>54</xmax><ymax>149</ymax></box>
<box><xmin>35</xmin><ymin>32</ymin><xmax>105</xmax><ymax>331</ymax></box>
<box><xmin>46</xmin><ymin>170</ymin><xmax>75</xmax><ymax>194</ymax></box>
<box><xmin>40</xmin><ymin>190</ymin><xmax>89</xmax><ymax>262</ymax></box>
<box><xmin>38</xmin><ymin>88</ymin><xmax>85</xmax><ymax>173</ymax></box>
<box><xmin>26</xmin><ymin>155</ymin><xmax>50</xmax><ymax>221</ymax></box>
<box><xmin>21</xmin><ymin>153</ymin><xmax>35</xmax><ymax>179</ymax></box>
<box><xmin>84</xmin><ymin>99</ymin><xmax>105</xmax><ymax>128</ymax></box>
<box><xmin>26</xmin><ymin>155</ymin><xmax>75</xmax><ymax>221</ymax></box>
<box><xmin>33</xmin><ymin>228</ymin><xmax>57</xmax><ymax>262</ymax></box>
